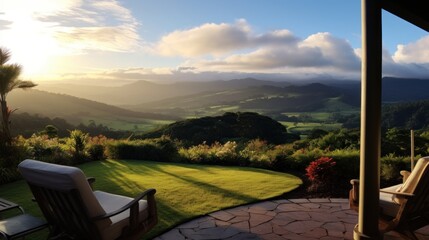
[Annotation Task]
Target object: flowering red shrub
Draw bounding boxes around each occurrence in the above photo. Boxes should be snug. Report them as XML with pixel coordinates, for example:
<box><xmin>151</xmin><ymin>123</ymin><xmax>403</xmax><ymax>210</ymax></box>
<box><xmin>305</xmin><ymin>157</ymin><xmax>336</xmax><ymax>183</ymax></box>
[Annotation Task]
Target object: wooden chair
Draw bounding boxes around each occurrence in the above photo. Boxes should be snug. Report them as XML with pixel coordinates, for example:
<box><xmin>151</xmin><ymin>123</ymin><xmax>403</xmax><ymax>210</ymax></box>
<box><xmin>18</xmin><ymin>159</ymin><xmax>157</xmax><ymax>240</ymax></box>
<box><xmin>349</xmin><ymin>156</ymin><xmax>429</xmax><ymax>240</ymax></box>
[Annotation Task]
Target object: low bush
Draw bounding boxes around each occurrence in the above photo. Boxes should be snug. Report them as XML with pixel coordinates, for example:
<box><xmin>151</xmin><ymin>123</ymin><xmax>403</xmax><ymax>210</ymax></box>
<box><xmin>0</xmin><ymin>167</ymin><xmax>21</xmax><ymax>185</ymax></box>
<box><xmin>106</xmin><ymin>136</ymin><xmax>178</xmax><ymax>162</ymax></box>
<box><xmin>86</xmin><ymin>135</ymin><xmax>109</xmax><ymax>161</ymax></box>
<box><xmin>380</xmin><ymin>155</ymin><xmax>411</xmax><ymax>186</ymax></box>
<box><xmin>306</xmin><ymin>157</ymin><xmax>337</xmax><ymax>192</ymax></box>
<box><xmin>179</xmin><ymin>141</ymin><xmax>245</xmax><ymax>166</ymax></box>
<box><xmin>241</xmin><ymin>139</ymin><xmax>272</xmax><ymax>168</ymax></box>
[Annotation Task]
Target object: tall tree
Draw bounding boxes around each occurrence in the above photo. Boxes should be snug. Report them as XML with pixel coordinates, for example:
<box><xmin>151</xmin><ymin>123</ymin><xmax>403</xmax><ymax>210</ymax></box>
<box><xmin>0</xmin><ymin>47</ymin><xmax>37</xmax><ymax>144</ymax></box>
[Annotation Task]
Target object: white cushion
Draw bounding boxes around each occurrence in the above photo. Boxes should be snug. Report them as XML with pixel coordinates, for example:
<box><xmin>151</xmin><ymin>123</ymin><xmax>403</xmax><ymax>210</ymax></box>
<box><xmin>94</xmin><ymin>191</ymin><xmax>149</xmax><ymax>240</ymax></box>
<box><xmin>380</xmin><ymin>184</ymin><xmax>401</xmax><ymax>217</ymax></box>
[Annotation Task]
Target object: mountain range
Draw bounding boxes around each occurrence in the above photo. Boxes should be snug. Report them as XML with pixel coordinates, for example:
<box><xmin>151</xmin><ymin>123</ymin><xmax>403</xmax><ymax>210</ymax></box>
<box><xmin>36</xmin><ymin>78</ymin><xmax>291</xmax><ymax>106</ymax></box>
<box><xmin>10</xmin><ymin>77</ymin><xmax>429</xmax><ymax>132</ymax></box>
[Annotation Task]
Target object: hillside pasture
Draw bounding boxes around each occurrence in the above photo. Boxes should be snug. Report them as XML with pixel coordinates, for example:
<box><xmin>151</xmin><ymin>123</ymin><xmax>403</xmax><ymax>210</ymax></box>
<box><xmin>80</xmin><ymin>116</ymin><xmax>174</xmax><ymax>132</ymax></box>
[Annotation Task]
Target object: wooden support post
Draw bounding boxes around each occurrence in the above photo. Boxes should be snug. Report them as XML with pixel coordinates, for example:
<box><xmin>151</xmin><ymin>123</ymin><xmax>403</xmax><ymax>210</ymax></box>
<box><xmin>354</xmin><ymin>0</ymin><xmax>382</xmax><ymax>239</ymax></box>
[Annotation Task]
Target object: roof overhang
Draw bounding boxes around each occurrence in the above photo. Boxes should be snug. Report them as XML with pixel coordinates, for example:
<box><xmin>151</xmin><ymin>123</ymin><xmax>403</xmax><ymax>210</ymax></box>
<box><xmin>381</xmin><ymin>0</ymin><xmax>429</xmax><ymax>32</ymax></box>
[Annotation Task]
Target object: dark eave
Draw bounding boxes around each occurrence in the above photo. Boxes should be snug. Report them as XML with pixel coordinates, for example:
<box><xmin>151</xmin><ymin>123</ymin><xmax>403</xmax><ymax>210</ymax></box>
<box><xmin>381</xmin><ymin>0</ymin><xmax>429</xmax><ymax>32</ymax></box>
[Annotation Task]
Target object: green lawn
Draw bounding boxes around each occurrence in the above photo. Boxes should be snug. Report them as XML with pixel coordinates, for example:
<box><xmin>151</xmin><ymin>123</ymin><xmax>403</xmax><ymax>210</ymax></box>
<box><xmin>0</xmin><ymin>160</ymin><xmax>302</xmax><ymax>239</ymax></box>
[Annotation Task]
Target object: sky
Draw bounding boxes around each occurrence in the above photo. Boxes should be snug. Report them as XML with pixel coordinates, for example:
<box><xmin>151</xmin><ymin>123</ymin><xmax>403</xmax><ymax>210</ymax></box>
<box><xmin>1</xmin><ymin>0</ymin><xmax>429</xmax><ymax>85</ymax></box>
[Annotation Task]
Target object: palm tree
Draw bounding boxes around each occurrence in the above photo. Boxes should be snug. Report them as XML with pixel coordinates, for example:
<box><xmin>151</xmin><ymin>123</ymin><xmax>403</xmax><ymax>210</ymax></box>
<box><xmin>0</xmin><ymin>47</ymin><xmax>37</xmax><ymax>144</ymax></box>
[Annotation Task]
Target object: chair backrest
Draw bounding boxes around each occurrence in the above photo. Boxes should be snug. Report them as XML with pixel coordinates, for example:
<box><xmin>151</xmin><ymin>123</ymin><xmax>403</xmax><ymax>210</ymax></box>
<box><xmin>18</xmin><ymin>159</ymin><xmax>110</xmax><ymax>239</ymax></box>
<box><xmin>395</xmin><ymin>157</ymin><xmax>429</xmax><ymax>221</ymax></box>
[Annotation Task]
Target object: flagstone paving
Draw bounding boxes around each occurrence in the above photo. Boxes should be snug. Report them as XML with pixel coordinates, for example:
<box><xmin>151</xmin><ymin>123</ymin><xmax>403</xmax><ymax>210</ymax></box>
<box><xmin>154</xmin><ymin>198</ymin><xmax>429</xmax><ymax>240</ymax></box>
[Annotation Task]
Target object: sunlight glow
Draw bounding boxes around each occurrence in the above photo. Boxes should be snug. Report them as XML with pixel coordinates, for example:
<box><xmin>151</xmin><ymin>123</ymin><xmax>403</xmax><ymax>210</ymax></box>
<box><xmin>1</xmin><ymin>0</ymin><xmax>77</xmax><ymax>78</ymax></box>
<box><xmin>1</xmin><ymin>0</ymin><xmax>139</xmax><ymax>79</ymax></box>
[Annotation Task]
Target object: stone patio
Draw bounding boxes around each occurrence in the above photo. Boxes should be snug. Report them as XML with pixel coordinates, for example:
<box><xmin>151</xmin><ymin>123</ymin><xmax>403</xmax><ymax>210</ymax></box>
<box><xmin>154</xmin><ymin>198</ymin><xmax>429</xmax><ymax>240</ymax></box>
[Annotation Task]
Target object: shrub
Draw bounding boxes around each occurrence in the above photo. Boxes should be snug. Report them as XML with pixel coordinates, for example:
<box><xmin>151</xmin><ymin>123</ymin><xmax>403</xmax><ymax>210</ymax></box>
<box><xmin>179</xmin><ymin>141</ymin><xmax>245</xmax><ymax>166</ymax></box>
<box><xmin>106</xmin><ymin>137</ymin><xmax>179</xmax><ymax>162</ymax></box>
<box><xmin>241</xmin><ymin>139</ymin><xmax>271</xmax><ymax>168</ymax></box>
<box><xmin>328</xmin><ymin>149</ymin><xmax>360</xmax><ymax>181</ymax></box>
<box><xmin>86</xmin><ymin>135</ymin><xmax>109</xmax><ymax>161</ymax></box>
<box><xmin>20</xmin><ymin>134</ymin><xmax>72</xmax><ymax>165</ymax></box>
<box><xmin>267</xmin><ymin>144</ymin><xmax>298</xmax><ymax>172</ymax></box>
<box><xmin>67</xmin><ymin>130</ymin><xmax>88</xmax><ymax>154</ymax></box>
<box><xmin>0</xmin><ymin>167</ymin><xmax>21</xmax><ymax>184</ymax></box>
<box><xmin>305</xmin><ymin>157</ymin><xmax>337</xmax><ymax>192</ymax></box>
<box><xmin>87</xmin><ymin>144</ymin><xmax>105</xmax><ymax>161</ymax></box>
<box><xmin>291</xmin><ymin>148</ymin><xmax>324</xmax><ymax>170</ymax></box>
<box><xmin>66</xmin><ymin>130</ymin><xmax>90</xmax><ymax>164</ymax></box>
<box><xmin>380</xmin><ymin>155</ymin><xmax>411</xmax><ymax>186</ymax></box>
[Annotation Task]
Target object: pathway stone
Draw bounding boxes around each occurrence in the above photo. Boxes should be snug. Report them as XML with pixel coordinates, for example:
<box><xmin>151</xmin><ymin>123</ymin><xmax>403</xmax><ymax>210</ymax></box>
<box><xmin>209</xmin><ymin>211</ymin><xmax>235</xmax><ymax>222</ymax></box>
<box><xmin>249</xmin><ymin>213</ymin><xmax>274</xmax><ymax>227</ymax></box>
<box><xmin>155</xmin><ymin>198</ymin><xmax>429</xmax><ymax>239</ymax></box>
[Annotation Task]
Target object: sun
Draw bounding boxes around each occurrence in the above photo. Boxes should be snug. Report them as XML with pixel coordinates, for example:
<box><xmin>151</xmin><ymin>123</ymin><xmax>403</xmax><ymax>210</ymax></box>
<box><xmin>2</xmin><ymin>19</ymin><xmax>61</xmax><ymax>79</ymax></box>
<box><xmin>0</xmin><ymin>1</ymin><xmax>77</xmax><ymax>79</ymax></box>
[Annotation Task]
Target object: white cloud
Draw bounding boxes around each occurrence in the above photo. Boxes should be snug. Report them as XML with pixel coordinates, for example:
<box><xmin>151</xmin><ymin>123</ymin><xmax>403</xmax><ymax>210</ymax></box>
<box><xmin>154</xmin><ymin>19</ymin><xmax>298</xmax><ymax>57</ymax></box>
<box><xmin>155</xmin><ymin>19</ymin><xmax>251</xmax><ymax>57</ymax></box>
<box><xmin>393</xmin><ymin>36</ymin><xmax>429</xmax><ymax>64</ymax></box>
<box><xmin>155</xmin><ymin>20</ymin><xmax>429</xmax><ymax>79</ymax></box>
<box><xmin>1</xmin><ymin>1</ymin><xmax>139</xmax><ymax>55</ymax></box>
<box><xmin>178</xmin><ymin>32</ymin><xmax>361</xmax><ymax>77</ymax></box>
<box><xmin>300</xmin><ymin>33</ymin><xmax>360</xmax><ymax>70</ymax></box>
<box><xmin>55</xmin><ymin>24</ymin><xmax>140</xmax><ymax>53</ymax></box>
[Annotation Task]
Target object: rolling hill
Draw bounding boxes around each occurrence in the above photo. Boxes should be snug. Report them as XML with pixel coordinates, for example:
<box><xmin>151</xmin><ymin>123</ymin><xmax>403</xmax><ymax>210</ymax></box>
<box><xmin>138</xmin><ymin>112</ymin><xmax>298</xmax><ymax>146</ymax></box>
<box><xmin>8</xmin><ymin>89</ymin><xmax>178</xmax><ymax>131</ymax></box>
<box><xmin>125</xmin><ymin>83</ymin><xmax>360</xmax><ymax>118</ymax></box>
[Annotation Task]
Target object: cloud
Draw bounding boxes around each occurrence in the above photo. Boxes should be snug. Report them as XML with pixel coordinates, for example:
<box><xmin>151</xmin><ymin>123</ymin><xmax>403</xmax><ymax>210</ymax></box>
<box><xmin>300</xmin><ymin>33</ymin><xmax>360</xmax><ymax>70</ymax></box>
<box><xmin>393</xmin><ymin>36</ymin><xmax>429</xmax><ymax>64</ymax></box>
<box><xmin>55</xmin><ymin>25</ymin><xmax>140</xmax><ymax>53</ymax></box>
<box><xmin>154</xmin><ymin>19</ymin><xmax>298</xmax><ymax>57</ymax></box>
<box><xmin>179</xmin><ymin>32</ymin><xmax>361</xmax><ymax>78</ymax></box>
<box><xmin>1</xmin><ymin>0</ymin><xmax>140</xmax><ymax>55</ymax></box>
<box><xmin>152</xmin><ymin>20</ymin><xmax>429</xmax><ymax>79</ymax></box>
<box><xmin>152</xmin><ymin>20</ymin><xmax>364</xmax><ymax>77</ymax></box>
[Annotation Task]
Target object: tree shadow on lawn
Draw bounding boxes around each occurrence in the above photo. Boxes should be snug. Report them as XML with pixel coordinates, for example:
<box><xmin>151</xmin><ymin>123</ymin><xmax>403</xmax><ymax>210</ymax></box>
<box><xmin>148</xmin><ymin>163</ymin><xmax>259</xmax><ymax>203</ymax></box>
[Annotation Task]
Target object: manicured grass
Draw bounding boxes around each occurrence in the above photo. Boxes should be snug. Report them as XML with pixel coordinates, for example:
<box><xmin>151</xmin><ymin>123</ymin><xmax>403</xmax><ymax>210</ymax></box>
<box><xmin>0</xmin><ymin>160</ymin><xmax>302</xmax><ymax>239</ymax></box>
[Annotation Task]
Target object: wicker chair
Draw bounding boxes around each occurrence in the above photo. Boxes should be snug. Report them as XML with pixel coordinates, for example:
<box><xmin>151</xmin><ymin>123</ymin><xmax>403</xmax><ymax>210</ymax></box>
<box><xmin>18</xmin><ymin>159</ymin><xmax>157</xmax><ymax>240</ymax></box>
<box><xmin>349</xmin><ymin>157</ymin><xmax>429</xmax><ymax>240</ymax></box>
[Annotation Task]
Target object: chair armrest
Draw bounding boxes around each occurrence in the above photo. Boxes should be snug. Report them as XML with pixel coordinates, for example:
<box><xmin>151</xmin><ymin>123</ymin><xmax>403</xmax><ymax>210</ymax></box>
<box><xmin>379</xmin><ymin>189</ymin><xmax>414</xmax><ymax>198</ymax></box>
<box><xmin>92</xmin><ymin>188</ymin><xmax>157</xmax><ymax>221</ymax></box>
<box><xmin>400</xmin><ymin>170</ymin><xmax>411</xmax><ymax>183</ymax></box>
<box><xmin>350</xmin><ymin>179</ymin><xmax>359</xmax><ymax>202</ymax></box>
<box><xmin>87</xmin><ymin>177</ymin><xmax>96</xmax><ymax>190</ymax></box>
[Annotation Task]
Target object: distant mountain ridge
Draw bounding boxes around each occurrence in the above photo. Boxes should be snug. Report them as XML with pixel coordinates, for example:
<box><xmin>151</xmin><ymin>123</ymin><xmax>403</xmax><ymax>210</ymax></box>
<box><xmin>37</xmin><ymin>77</ymin><xmax>429</xmax><ymax>107</ymax></box>
<box><xmin>382</xmin><ymin>77</ymin><xmax>429</xmax><ymax>102</ymax></box>
<box><xmin>8</xmin><ymin>89</ymin><xmax>178</xmax><ymax>125</ymax></box>
<box><xmin>37</xmin><ymin>78</ymin><xmax>291</xmax><ymax>106</ymax></box>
